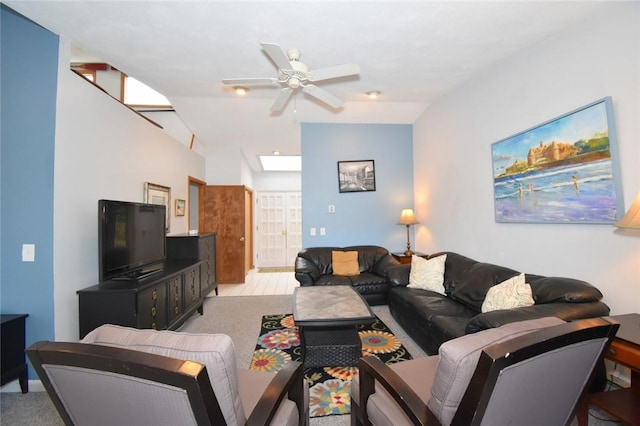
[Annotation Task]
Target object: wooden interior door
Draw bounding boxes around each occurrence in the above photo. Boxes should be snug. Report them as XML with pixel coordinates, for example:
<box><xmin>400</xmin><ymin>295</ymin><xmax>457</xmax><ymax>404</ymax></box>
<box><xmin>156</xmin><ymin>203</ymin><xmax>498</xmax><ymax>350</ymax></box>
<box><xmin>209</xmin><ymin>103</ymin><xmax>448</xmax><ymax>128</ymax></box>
<box><xmin>203</xmin><ymin>185</ymin><xmax>252</xmax><ymax>284</ymax></box>
<box><xmin>244</xmin><ymin>188</ymin><xmax>253</xmax><ymax>274</ymax></box>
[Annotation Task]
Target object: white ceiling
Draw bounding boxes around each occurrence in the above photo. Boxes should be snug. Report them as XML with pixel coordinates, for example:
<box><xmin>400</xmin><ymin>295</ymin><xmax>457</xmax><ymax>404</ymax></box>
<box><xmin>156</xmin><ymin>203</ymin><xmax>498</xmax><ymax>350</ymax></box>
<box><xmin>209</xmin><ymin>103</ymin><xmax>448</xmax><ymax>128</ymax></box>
<box><xmin>4</xmin><ymin>0</ymin><xmax>614</xmax><ymax>171</ymax></box>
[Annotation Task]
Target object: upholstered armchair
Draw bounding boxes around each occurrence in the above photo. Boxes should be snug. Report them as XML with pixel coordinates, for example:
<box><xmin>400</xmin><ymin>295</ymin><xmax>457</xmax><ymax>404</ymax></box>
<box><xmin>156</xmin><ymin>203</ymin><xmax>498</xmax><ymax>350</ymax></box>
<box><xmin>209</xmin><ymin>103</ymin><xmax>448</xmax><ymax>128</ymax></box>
<box><xmin>27</xmin><ymin>324</ymin><xmax>308</xmax><ymax>426</ymax></box>
<box><xmin>352</xmin><ymin>317</ymin><xmax>618</xmax><ymax>426</ymax></box>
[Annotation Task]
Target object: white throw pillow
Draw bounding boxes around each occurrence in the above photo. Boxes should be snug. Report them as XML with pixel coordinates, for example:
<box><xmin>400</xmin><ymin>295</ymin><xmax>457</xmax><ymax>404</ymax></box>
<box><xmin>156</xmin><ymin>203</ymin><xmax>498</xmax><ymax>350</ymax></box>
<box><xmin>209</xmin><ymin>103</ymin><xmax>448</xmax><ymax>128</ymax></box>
<box><xmin>408</xmin><ymin>254</ymin><xmax>447</xmax><ymax>295</ymax></box>
<box><xmin>481</xmin><ymin>272</ymin><xmax>535</xmax><ymax>313</ymax></box>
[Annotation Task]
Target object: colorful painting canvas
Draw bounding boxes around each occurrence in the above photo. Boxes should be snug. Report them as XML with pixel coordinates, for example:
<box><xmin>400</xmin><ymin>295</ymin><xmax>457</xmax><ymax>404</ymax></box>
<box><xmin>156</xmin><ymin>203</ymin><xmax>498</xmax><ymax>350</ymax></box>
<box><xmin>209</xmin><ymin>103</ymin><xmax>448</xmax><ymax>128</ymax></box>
<box><xmin>492</xmin><ymin>97</ymin><xmax>623</xmax><ymax>224</ymax></box>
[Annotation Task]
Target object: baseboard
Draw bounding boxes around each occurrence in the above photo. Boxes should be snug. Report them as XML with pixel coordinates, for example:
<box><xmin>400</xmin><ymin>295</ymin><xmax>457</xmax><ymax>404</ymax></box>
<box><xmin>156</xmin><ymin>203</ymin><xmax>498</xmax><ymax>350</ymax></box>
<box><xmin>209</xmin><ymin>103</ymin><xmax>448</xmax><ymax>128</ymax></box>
<box><xmin>0</xmin><ymin>379</ymin><xmax>45</xmax><ymax>393</ymax></box>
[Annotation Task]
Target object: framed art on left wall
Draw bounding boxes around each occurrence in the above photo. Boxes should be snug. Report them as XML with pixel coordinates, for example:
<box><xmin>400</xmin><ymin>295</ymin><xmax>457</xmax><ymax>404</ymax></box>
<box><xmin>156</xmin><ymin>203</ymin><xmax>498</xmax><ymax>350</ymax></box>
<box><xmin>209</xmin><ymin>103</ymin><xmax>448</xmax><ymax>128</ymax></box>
<box><xmin>144</xmin><ymin>182</ymin><xmax>170</xmax><ymax>232</ymax></box>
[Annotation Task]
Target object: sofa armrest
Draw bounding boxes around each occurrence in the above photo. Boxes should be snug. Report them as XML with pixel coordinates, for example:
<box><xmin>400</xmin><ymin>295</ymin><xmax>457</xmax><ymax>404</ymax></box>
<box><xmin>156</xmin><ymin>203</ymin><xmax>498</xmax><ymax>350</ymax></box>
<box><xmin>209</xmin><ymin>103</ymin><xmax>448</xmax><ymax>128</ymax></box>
<box><xmin>387</xmin><ymin>263</ymin><xmax>411</xmax><ymax>286</ymax></box>
<box><xmin>465</xmin><ymin>301</ymin><xmax>611</xmax><ymax>334</ymax></box>
<box><xmin>372</xmin><ymin>255</ymin><xmax>402</xmax><ymax>277</ymax></box>
<box><xmin>294</xmin><ymin>256</ymin><xmax>321</xmax><ymax>285</ymax></box>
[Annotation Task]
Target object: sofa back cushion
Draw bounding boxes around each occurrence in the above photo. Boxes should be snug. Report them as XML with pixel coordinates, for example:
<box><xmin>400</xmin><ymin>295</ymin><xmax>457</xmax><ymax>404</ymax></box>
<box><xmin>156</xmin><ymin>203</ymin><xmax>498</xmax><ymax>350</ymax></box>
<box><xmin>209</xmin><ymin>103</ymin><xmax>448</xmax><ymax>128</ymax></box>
<box><xmin>343</xmin><ymin>245</ymin><xmax>390</xmax><ymax>273</ymax></box>
<box><xmin>297</xmin><ymin>247</ymin><xmax>343</xmax><ymax>277</ymax></box>
<box><xmin>530</xmin><ymin>277</ymin><xmax>603</xmax><ymax>303</ymax></box>
<box><xmin>441</xmin><ymin>252</ymin><xmax>520</xmax><ymax>311</ymax></box>
<box><xmin>427</xmin><ymin>316</ymin><xmax>565</xmax><ymax>426</ymax></box>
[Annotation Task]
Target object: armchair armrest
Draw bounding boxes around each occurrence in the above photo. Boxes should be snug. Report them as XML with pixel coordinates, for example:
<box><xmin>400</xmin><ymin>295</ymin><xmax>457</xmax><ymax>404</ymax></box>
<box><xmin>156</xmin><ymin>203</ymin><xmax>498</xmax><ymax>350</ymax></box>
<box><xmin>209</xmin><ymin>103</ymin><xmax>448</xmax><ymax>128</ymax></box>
<box><xmin>358</xmin><ymin>357</ymin><xmax>441</xmax><ymax>426</ymax></box>
<box><xmin>294</xmin><ymin>256</ymin><xmax>321</xmax><ymax>285</ymax></box>
<box><xmin>247</xmin><ymin>360</ymin><xmax>306</xmax><ymax>426</ymax></box>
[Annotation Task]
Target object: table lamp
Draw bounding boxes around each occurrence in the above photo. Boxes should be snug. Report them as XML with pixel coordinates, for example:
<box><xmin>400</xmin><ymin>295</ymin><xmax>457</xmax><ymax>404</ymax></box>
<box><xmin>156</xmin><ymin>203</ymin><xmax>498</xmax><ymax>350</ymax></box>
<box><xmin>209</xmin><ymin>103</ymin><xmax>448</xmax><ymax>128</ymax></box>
<box><xmin>615</xmin><ymin>191</ymin><xmax>640</xmax><ymax>229</ymax></box>
<box><xmin>398</xmin><ymin>208</ymin><xmax>419</xmax><ymax>256</ymax></box>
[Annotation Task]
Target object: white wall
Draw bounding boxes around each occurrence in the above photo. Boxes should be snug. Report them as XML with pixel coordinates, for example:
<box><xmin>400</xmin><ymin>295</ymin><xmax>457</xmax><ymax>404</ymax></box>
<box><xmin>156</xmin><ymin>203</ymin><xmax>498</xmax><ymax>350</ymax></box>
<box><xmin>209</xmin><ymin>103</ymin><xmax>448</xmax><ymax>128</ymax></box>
<box><xmin>253</xmin><ymin>172</ymin><xmax>302</xmax><ymax>192</ymax></box>
<box><xmin>413</xmin><ymin>3</ymin><xmax>639</xmax><ymax>315</ymax></box>
<box><xmin>53</xmin><ymin>39</ymin><xmax>206</xmax><ymax>341</ymax></box>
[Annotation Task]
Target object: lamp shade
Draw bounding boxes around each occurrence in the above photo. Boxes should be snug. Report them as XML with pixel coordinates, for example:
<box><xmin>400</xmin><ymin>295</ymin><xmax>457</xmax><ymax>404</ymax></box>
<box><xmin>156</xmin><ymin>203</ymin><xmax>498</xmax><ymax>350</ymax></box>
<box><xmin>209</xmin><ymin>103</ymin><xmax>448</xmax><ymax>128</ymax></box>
<box><xmin>397</xmin><ymin>208</ymin><xmax>419</xmax><ymax>225</ymax></box>
<box><xmin>615</xmin><ymin>191</ymin><xmax>640</xmax><ymax>229</ymax></box>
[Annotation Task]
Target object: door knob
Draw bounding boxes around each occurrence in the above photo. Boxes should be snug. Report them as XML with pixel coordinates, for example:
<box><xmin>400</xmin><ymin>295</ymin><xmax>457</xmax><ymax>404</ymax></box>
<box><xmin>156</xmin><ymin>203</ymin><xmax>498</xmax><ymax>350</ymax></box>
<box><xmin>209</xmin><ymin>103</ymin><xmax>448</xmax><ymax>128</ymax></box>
<box><xmin>239</xmin><ymin>237</ymin><xmax>245</xmax><ymax>242</ymax></box>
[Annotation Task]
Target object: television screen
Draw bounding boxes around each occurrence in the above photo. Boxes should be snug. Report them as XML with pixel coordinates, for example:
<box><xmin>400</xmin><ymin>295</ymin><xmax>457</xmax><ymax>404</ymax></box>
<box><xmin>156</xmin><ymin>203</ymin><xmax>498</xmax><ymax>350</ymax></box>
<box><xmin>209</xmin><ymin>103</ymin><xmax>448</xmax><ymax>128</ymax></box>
<box><xmin>99</xmin><ymin>200</ymin><xmax>166</xmax><ymax>281</ymax></box>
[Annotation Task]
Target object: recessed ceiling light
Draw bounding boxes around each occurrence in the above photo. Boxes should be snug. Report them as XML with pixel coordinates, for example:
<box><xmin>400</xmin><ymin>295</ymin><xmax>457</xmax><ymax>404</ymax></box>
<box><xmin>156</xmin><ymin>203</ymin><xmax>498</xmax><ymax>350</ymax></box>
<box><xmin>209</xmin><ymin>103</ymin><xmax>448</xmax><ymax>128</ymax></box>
<box><xmin>233</xmin><ymin>86</ymin><xmax>249</xmax><ymax>95</ymax></box>
<box><xmin>272</xmin><ymin>150</ymin><xmax>281</xmax><ymax>155</ymax></box>
<box><xmin>366</xmin><ymin>91</ymin><xmax>381</xmax><ymax>99</ymax></box>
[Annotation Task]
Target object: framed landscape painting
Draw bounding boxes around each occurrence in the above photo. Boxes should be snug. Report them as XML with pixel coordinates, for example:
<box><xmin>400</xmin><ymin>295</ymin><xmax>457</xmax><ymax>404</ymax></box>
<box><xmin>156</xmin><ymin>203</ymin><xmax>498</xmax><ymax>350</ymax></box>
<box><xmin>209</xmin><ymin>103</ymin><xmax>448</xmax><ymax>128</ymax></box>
<box><xmin>491</xmin><ymin>97</ymin><xmax>624</xmax><ymax>224</ymax></box>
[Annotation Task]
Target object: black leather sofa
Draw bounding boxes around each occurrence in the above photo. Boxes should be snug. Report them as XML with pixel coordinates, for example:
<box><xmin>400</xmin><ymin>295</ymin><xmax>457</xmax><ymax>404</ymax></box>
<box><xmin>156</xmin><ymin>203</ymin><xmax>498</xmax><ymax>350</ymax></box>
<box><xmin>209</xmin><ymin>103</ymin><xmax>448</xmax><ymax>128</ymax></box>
<box><xmin>388</xmin><ymin>251</ymin><xmax>611</xmax><ymax>354</ymax></box>
<box><xmin>294</xmin><ymin>246</ymin><xmax>402</xmax><ymax>305</ymax></box>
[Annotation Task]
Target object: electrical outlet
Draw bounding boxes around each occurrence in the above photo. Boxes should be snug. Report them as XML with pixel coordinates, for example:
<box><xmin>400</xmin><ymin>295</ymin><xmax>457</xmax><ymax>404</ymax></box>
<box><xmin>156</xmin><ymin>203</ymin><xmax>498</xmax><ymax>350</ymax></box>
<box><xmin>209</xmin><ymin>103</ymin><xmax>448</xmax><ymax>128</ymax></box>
<box><xmin>320</xmin><ymin>227</ymin><xmax>326</xmax><ymax>235</ymax></box>
<box><xmin>328</xmin><ymin>205</ymin><xmax>335</xmax><ymax>213</ymax></box>
<box><xmin>310</xmin><ymin>227</ymin><xmax>316</xmax><ymax>236</ymax></box>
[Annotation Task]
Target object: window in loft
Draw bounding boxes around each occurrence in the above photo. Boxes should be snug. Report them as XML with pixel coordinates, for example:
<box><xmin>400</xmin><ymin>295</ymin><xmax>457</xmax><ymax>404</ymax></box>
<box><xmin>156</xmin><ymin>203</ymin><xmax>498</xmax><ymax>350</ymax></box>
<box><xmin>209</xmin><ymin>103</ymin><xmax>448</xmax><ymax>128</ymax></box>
<box><xmin>77</xmin><ymin>69</ymin><xmax>95</xmax><ymax>82</ymax></box>
<box><xmin>122</xmin><ymin>75</ymin><xmax>172</xmax><ymax>108</ymax></box>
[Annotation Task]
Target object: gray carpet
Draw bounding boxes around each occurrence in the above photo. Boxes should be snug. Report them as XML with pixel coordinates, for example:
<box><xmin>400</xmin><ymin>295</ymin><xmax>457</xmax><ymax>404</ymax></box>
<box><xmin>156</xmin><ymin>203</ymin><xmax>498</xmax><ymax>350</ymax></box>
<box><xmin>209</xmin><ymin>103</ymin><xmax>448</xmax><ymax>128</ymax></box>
<box><xmin>0</xmin><ymin>295</ymin><xmax>620</xmax><ymax>426</ymax></box>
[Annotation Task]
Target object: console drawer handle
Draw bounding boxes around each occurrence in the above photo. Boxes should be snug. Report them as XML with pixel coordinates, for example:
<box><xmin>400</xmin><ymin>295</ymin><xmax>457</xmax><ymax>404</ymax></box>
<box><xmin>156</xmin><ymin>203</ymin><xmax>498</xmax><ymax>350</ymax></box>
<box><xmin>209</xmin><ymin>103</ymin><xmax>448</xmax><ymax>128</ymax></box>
<box><xmin>152</xmin><ymin>290</ymin><xmax>157</xmax><ymax>300</ymax></box>
<box><xmin>608</xmin><ymin>348</ymin><xmax>616</xmax><ymax>356</ymax></box>
<box><xmin>151</xmin><ymin>307</ymin><xmax>156</xmax><ymax>316</ymax></box>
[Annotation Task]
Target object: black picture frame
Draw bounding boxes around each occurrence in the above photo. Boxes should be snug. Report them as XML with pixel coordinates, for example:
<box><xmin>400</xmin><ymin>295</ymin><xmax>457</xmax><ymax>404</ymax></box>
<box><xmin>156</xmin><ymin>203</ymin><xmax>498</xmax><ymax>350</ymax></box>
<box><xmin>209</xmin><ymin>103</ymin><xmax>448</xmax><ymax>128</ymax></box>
<box><xmin>337</xmin><ymin>160</ymin><xmax>376</xmax><ymax>193</ymax></box>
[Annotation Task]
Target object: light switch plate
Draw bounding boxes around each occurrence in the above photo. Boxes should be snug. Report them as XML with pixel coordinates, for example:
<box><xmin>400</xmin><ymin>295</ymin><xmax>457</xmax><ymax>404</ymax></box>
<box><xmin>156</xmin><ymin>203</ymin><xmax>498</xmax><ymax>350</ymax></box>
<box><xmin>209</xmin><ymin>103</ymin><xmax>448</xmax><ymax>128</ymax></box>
<box><xmin>22</xmin><ymin>244</ymin><xmax>35</xmax><ymax>262</ymax></box>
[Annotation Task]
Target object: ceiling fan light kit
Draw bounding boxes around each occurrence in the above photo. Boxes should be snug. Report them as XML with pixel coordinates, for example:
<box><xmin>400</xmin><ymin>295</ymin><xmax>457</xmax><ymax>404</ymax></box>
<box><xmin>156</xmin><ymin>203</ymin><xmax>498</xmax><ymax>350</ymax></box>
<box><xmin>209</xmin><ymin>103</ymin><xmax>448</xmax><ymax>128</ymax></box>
<box><xmin>222</xmin><ymin>42</ymin><xmax>360</xmax><ymax>112</ymax></box>
<box><xmin>233</xmin><ymin>86</ymin><xmax>248</xmax><ymax>95</ymax></box>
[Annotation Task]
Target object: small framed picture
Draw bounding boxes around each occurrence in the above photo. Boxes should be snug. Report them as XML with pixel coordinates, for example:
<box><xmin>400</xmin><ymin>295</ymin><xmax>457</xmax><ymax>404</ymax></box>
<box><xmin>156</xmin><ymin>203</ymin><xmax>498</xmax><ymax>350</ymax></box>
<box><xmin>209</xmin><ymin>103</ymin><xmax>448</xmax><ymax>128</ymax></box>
<box><xmin>144</xmin><ymin>182</ymin><xmax>170</xmax><ymax>231</ymax></box>
<box><xmin>338</xmin><ymin>160</ymin><xmax>376</xmax><ymax>193</ymax></box>
<box><xmin>175</xmin><ymin>199</ymin><xmax>186</xmax><ymax>216</ymax></box>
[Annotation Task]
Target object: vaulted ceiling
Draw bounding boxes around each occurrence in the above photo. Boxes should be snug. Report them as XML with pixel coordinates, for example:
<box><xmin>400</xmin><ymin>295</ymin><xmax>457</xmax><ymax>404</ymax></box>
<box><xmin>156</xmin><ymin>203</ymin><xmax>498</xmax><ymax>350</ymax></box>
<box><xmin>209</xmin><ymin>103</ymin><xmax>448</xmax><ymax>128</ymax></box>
<box><xmin>4</xmin><ymin>1</ymin><xmax>613</xmax><ymax>171</ymax></box>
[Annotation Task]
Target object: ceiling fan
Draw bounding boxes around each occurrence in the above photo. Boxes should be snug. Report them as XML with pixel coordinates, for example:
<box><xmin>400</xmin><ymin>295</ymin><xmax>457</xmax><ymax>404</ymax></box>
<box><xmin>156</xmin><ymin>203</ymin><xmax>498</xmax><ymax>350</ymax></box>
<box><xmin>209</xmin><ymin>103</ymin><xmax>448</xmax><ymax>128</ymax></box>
<box><xmin>222</xmin><ymin>42</ymin><xmax>360</xmax><ymax>112</ymax></box>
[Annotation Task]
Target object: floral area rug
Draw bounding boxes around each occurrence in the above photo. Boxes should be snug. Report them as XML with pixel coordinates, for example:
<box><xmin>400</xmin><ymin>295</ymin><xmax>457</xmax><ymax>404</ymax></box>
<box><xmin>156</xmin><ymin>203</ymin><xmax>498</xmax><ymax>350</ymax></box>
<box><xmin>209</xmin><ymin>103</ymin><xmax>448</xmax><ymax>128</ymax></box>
<box><xmin>249</xmin><ymin>313</ymin><xmax>413</xmax><ymax>418</ymax></box>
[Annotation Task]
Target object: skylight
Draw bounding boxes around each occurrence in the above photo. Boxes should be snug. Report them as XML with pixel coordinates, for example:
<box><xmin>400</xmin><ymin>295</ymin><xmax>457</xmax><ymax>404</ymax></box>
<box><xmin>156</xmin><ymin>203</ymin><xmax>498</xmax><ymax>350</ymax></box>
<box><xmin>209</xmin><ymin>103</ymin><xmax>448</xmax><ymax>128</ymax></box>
<box><xmin>124</xmin><ymin>76</ymin><xmax>171</xmax><ymax>107</ymax></box>
<box><xmin>259</xmin><ymin>155</ymin><xmax>301</xmax><ymax>172</ymax></box>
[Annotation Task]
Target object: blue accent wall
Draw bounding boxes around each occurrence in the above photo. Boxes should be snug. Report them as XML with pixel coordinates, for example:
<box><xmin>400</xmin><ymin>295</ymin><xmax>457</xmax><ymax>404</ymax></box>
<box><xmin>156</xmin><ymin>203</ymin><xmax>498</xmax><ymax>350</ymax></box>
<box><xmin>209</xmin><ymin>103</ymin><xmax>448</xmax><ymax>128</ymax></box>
<box><xmin>301</xmin><ymin>123</ymin><xmax>414</xmax><ymax>250</ymax></box>
<box><xmin>1</xmin><ymin>5</ymin><xmax>58</xmax><ymax>373</ymax></box>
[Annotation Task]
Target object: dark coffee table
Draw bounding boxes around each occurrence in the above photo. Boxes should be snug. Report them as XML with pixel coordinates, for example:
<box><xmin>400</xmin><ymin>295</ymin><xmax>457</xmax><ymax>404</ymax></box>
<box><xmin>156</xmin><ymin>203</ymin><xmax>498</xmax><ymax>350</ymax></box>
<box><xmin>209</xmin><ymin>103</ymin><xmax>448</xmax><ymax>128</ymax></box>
<box><xmin>293</xmin><ymin>286</ymin><xmax>375</xmax><ymax>367</ymax></box>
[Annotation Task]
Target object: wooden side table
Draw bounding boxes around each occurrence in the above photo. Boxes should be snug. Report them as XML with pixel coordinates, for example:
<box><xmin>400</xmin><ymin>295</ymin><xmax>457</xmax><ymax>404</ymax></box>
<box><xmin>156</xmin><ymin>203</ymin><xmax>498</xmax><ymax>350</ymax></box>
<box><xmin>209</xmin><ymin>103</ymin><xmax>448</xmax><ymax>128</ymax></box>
<box><xmin>578</xmin><ymin>313</ymin><xmax>640</xmax><ymax>426</ymax></box>
<box><xmin>1</xmin><ymin>314</ymin><xmax>29</xmax><ymax>393</ymax></box>
<box><xmin>391</xmin><ymin>252</ymin><xmax>428</xmax><ymax>264</ymax></box>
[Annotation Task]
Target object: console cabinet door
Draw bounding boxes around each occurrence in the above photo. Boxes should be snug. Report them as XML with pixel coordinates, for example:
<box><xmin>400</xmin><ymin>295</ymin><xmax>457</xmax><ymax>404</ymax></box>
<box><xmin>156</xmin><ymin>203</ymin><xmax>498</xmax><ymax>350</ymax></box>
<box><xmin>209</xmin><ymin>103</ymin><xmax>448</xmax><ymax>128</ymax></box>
<box><xmin>199</xmin><ymin>234</ymin><xmax>217</xmax><ymax>295</ymax></box>
<box><xmin>167</xmin><ymin>275</ymin><xmax>183</xmax><ymax>323</ymax></box>
<box><xmin>183</xmin><ymin>266</ymin><xmax>200</xmax><ymax>310</ymax></box>
<box><xmin>138</xmin><ymin>284</ymin><xmax>167</xmax><ymax>330</ymax></box>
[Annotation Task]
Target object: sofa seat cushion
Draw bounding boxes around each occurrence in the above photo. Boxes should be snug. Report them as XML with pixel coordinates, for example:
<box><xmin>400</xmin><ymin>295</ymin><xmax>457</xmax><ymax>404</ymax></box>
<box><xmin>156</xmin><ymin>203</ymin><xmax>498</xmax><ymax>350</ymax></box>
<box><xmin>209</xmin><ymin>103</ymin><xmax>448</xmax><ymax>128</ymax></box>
<box><xmin>429</xmin><ymin>315</ymin><xmax>470</xmax><ymax>346</ymax></box>
<box><xmin>351</xmin><ymin>272</ymin><xmax>390</xmax><ymax>296</ymax></box>
<box><xmin>314</xmin><ymin>274</ymin><xmax>352</xmax><ymax>286</ymax></box>
<box><xmin>392</xmin><ymin>287</ymin><xmax>478</xmax><ymax>322</ymax></box>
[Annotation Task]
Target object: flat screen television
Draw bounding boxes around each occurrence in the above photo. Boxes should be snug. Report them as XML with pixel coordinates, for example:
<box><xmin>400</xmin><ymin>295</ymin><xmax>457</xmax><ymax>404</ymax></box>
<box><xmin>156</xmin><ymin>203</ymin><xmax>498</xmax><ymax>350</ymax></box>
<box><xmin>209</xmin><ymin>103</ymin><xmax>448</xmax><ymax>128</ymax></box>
<box><xmin>98</xmin><ymin>199</ymin><xmax>166</xmax><ymax>281</ymax></box>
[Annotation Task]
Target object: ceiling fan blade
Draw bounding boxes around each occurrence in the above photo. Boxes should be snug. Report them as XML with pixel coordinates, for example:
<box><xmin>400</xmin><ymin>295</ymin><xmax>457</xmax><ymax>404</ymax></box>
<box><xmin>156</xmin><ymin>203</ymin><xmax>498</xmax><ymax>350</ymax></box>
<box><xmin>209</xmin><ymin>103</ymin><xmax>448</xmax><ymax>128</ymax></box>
<box><xmin>271</xmin><ymin>88</ymin><xmax>293</xmax><ymax>112</ymax></box>
<box><xmin>222</xmin><ymin>78</ymin><xmax>279</xmax><ymax>85</ymax></box>
<box><xmin>302</xmin><ymin>85</ymin><xmax>344</xmax><ymax>109</ymax></box>
<box><xmin>260</xmin><ymin>42</ymin><xmax>292</xmax><ymax>70</ymax></box>
<box><xmin>306</xmin><ymin>63</ymin><xmax>360</xmax><ymax>82</ymax></box>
